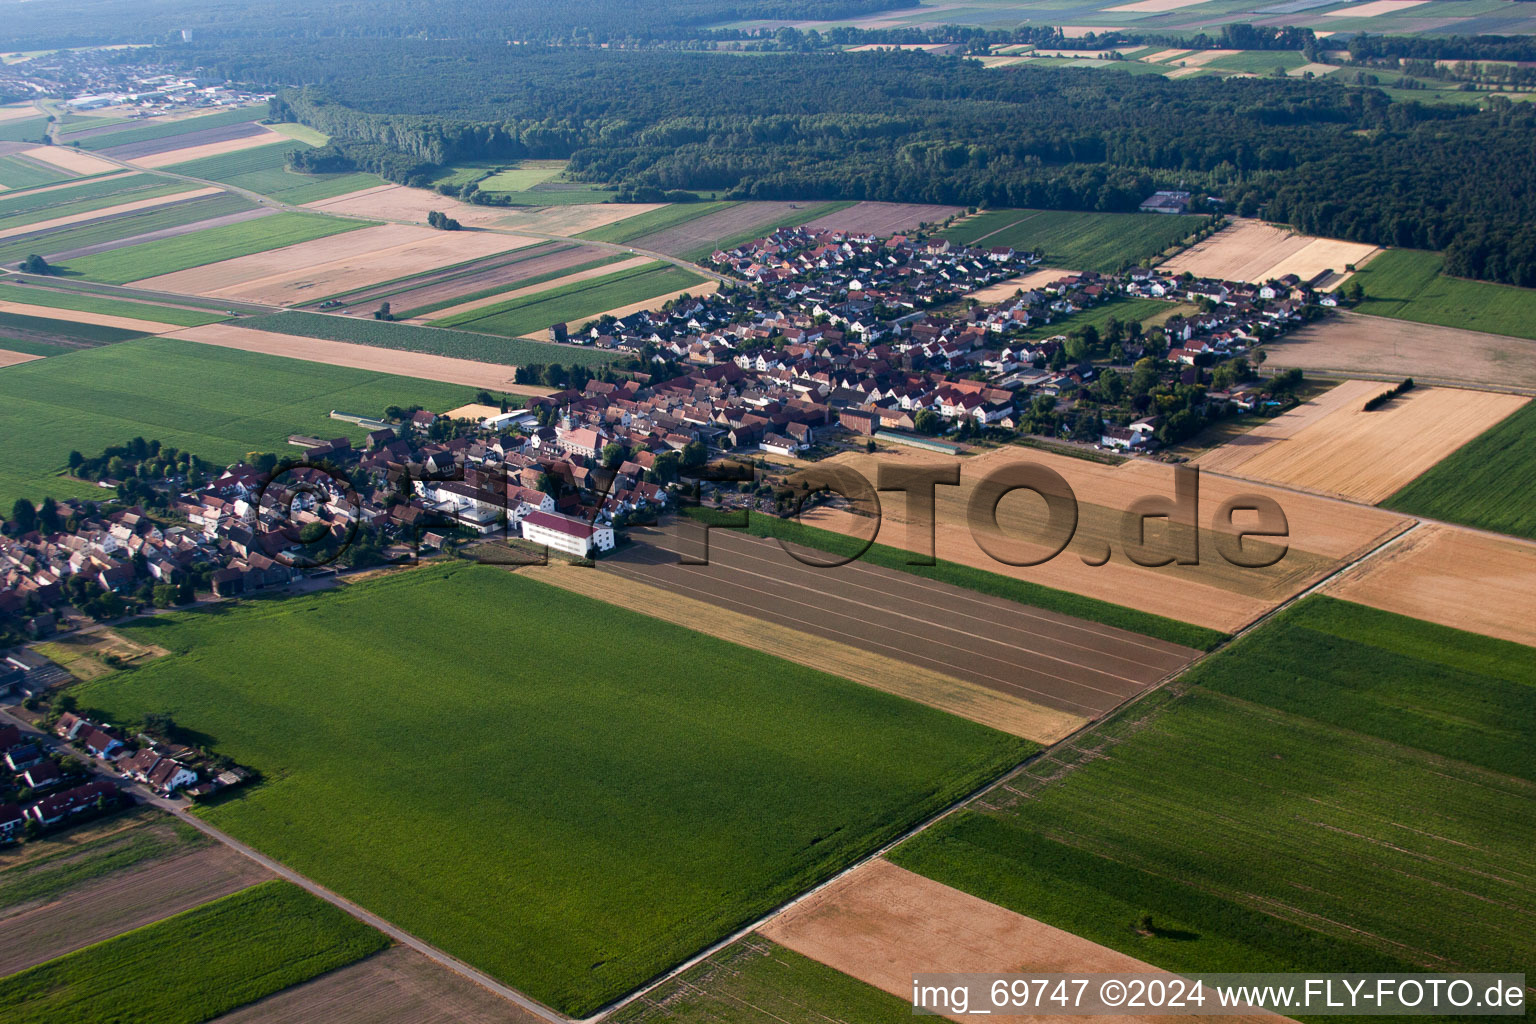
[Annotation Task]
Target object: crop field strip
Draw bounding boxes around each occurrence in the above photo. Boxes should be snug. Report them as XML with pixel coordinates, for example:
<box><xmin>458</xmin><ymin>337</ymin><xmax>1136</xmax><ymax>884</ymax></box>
<box><xmin>393</xmin><ymin>249</ymin><xmax>628</xmax><ymax>320</ymax></box>
<box><xmin>635</xmin><ymin>200</ymin><xmax>858</xmax><ymax>262</ymax></box>
<box><xmin>0</xmin><ymin>310</ymin><xmax>149</xmax><ymax>347</ymax></box>
<box><xmin>939</xmin><ymin>208</ymin><xmax>1206</xmax><ymax>272</ymax></box>
<box><xmin>1381</xmin><ymin>399</ymin><xmax>1536</xmax><ymax>539</ymax></box>
<box><xmin>107</xmin><ymin>121</ymin><xmax>280</xmax><ymax>163</ymax></box>
<box><xmin>888</xmin><ymin>596</ymin><xmax>1536</xmax><ymax>984</ymax></box>
<box><xmin>0</xmin><ymin>193</ymin><xmax>262</xmax><ymax>266</ymax></box>
<box><xmin>76</xmin><ymin>105</ymin><xmax>268</xmax><ymax>151</ymax></box>
<box><xmin>298</xmin><ymin>239</ymin><xmax>575</xmax><ymax>310</ymax></box>
<box><xmin>231</xmin><ymin>310</ymin><xmax>620</xmax><ymax>368</ymax></box>
<box><xmin>160</xmin><ymin>141</ymin><xmax>386</xmax><ymax>205</ymax></box>
<box><xmin>0</xmin><ymin>152</ymin><xmax>74</xmax><ymax>190</ymax></box>
<box><xmin>576</xmin><ymin>201</ymin><xmax>737</xmax><ymax>245</ymax></box>
<box><xmin>433</xmin><ymin>261</ymin><xmax>708</xmax><ymax>337</ymax></box>
<box><xmin>0</xmin><ymin>880</ymin><xmax>389</xmax><ymax>1024</ymax></box>
<box><xmin>607</xmin><ymin>525</ymin><xmax>1199</xmax><ymax>719</ymax></box>
<box><xmin>0</xmin><ymin>185</ymin><xmax>224</xmax><ymax>241</ymax></box>
<box><xmin>0</xmin><ymin>173</ymin><xmax>187</xmax><ymax>226</ymax></box>
<box><xmin>1353</xmin><ymin>247</ymin><xmax>1536</xmax><ymax>341</ymax></box>
<box><xmin>0</xmin><ymin>282</ymin><xmax>228</xmax><ymax>327</ymax></box>
<box><xmin>75</xmin><ymin>563</ymin><xmax>1030</xmax><ymax>1016</ymax></box>
<box><xmin>0</xmin><ymin>335</ymin><xmax>479</xmax><ymax>506</ymax></box>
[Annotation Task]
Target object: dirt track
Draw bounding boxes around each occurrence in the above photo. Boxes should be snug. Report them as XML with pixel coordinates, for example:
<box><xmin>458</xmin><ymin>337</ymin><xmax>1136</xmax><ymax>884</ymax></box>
<box><xmin>0</xmin><ymin>844</ymin><xmax>271</xmax><ymax>975</ymax></box>
<box><xmin>603</xmin><ymin>525</ymin><xmax>1198</xmax><ymax>719</ymax></box>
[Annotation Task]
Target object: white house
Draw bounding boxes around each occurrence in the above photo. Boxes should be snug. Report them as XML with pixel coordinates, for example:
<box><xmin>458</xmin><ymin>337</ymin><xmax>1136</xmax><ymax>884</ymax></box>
<box><xmin>520</xmin><ymin>510</ymin><xmax>615</xmax><ymax>557</ymax></box>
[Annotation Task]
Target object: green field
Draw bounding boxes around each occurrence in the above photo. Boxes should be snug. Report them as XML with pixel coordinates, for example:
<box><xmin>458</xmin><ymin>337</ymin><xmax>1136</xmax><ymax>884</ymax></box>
<box><xmin>0</xmin><ymin>811</ymin><xmax>208</xmax><ymax>913</ymax></box>
<box><xmin>477</xmin><ymin>159</ymin><xmax>569</xmax><ymax>191</ymax></box>
<box><xmin>0</xmin><ymin>193</ymin><xmax>257</xmax><ymax>266</ymax></box>
<box><xmin>610</xmin><ymin>937</ymin><xmax>910</xmax><ymax>1024</ymax></box>
<box><xmin>687</xmin><ymin>509</ymin><xmax>1223</xmax><ymax>650</ymax></box>
<box><xmin>1014</xmin><ymin>295</ymin><xmax>1186</xmax><ymax>342</ymax></box>
<box><xmin>0</xmin><ymin>177</ymin><xmax>199</xmax><ymax>230</ymax></box>
<box><xmin>0</xmin><ymin>880</ymin><xmax>387</xmax><ymax>1024</ymax></box>
<box><xmin>0</xmin><ymin>117</ymin><xmax>50</xmax><ymax>144</ymax></box>
<box><xmin>891</xmin><ymin>597</ymin><xmax>1536</xmax><ymax>981</ymax></box>
<box><xmin>235</xmin><ymin>310</ymin><xmax>620</xmax><ymax>368</ymax></box>
<box><xmin>1382</xmin><ymin>400</ymin><xmax>1536</xmax><ymax>539</ymax></box>
<box><xmin>76</xmin><ymin>563</ymin><xmax>1028</xmax><ymax>1015</ymax></box>
<box><xmin>435</xmin><ymin>262</ymin><xmax>708</xmax><ymax>336</ymax></box>
<box><xmin>75</xmin><ymin>105</ymin><xmax>266</xmax><ymax>151</ymax></box>
<box><xmin>393</xmin><ymin>252</ymin><xmax>629</xmax><ymax>319</ymax></box>
<box><xmin>163</xmin><ymin>142</ymin><xmax>385</xmax><ymax>204</ymax></box>
<box><xmin>0</xmin><ymin>310</ymin><xmax>146</xmax><ymax>345</ymax></box>
<box><xmin>940</xmin><ymin>208</ymin><xmax>1206</xmax><ymax>272</ymax></box>
<box><xmin>0</xmin><ymin>282</ymin><xmax>228</xmax><ymax>326</ymax></box>
<box><xmin>0</xmin><ymin>336</ymin><xmax>74</xmax><ymax>357</ymax></box>
<box><xmin>0</xmin><ymin>336</ymin><xmax>478</xmax><ymax>506</ymax></box>
<box><xmin>1354</xmin><ymin>248</ymin><xmax>1536</xmax><ymax>341</ymax></box>
<box><xmin>57</xmin><ymin>211</ymin><xmax>369</xmax><ymax>284</ymax></box>
<box><xmin>0</xmin><ymin>154</ymin><xmax>71</xmax><ymax>190</ymax></box>
<box><xmin>576</xmin><ymin>201</ymin><xmax>735</xmax><ymax>245</ymax></box>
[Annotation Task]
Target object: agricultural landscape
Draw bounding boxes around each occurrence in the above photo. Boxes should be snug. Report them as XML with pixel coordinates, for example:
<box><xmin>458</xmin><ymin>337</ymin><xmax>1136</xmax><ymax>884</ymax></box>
<box><xmin>0</xmin><ymin>3</ymin><xmax>1532</xmax><ymax>1024</ymax></box>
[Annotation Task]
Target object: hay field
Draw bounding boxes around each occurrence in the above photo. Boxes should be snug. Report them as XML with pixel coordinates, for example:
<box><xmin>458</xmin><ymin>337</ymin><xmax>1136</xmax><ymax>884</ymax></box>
<box><xmin>1197</xmin><ymin>381</ymin><xmax>1528</xmax><ymax>503</ymax></box>
<box><xmin>17</xmin><ymin>145</ymin><xmax>119</xmax><ymax>176</ymax></box>
<box><xmin>133</xmin><ymin>223</ymin><xmax>538</xmax><ymax>304</ymax></box>
<box><xmin>796</xmin><ymin>446</ymin><xmax>1409</xmax><ymax>632</ymax></box>
<box><xmin>0</xmin><ymin>299</ymin><xmax>182</xmax><ymax>334</ymax></box>
<box><xmin>304</xmin><ymin>183</ymin><xmax>542</xmax><ymax>230</ymax></box>
<box><xmin>129</xmin><ymin>129</ymin><xmax>287</xmax><ymax>169</ymax></box>
<box><xmin>1327</xmin><ymin>524</ymin><xmax>1536</xmax><ymax>647</ymax></box>
<box><xmin>965</xmin><ymin>266</ymin><xmax>1075</xmax><ymax>302</ymax></box>
<box><xmin>0</xmin><ymin>186</ymin><xmax>221</xmax><ymax>241</ymax></box>
<box><xmin>518</xmin><ymin>561</ymin><xmax>1083</xmax><ymax>742</ymax></box>
<box><xmin>1161</xmin><ymin>218</ymin><xmax>1376</xmax><ymax>283</ymax></box>
<box><xmin>1266</xmin><ymin>312</ymin><xmax>1536</xmax><ymax>390</ymax></box>
<box><xmin>485</xmin><ymin>202</ymin><xmax>667</xmax><ymax>236</ymax></box>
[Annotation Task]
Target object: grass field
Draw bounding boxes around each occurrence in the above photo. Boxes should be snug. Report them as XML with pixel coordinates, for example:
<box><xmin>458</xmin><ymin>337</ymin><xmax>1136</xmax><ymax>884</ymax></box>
<box><xmin>0</xmin><ymin>282</ymin><xmax>227</xmax><ymax>326</ymax></box>
<box><xmin>234</xmin><ymin>310</ymin><xmax>621</xmax><ymax>368</ymax></box>
<box><xmin>75</xmin><ymin>105</ymin><xmax>265</xmax><ymax>151</ymax></box>
<box><xmin>939</xmin><ymin>209</ymin><xmax>1205</xmax><ymax>272</ymax></box>
<box><xmin>0</xmin><ymin>880</ymin><xmax>387</xmax><ymax>1024</ymax></box>
<box><xmin>435</xmin><ymin>262</ymin><xmax>708</xmax><ymax>336</ymax></box>
<box><xmin>1354</xmin><ymin>248</ymin><xmax>1536</xmax><ymax>341</ymax></box>
<box><xmin>0</xmin><ymin>336</ymin><xmax>74</xmax><ymax>357</ymax></box>
<box><xmin>609</xmin><ymin>937</ymin><xmax>910</xmax><ymax>1024</ymax></box>
<box><xmin>0</xmin><ymin>177</ymin><xmax>198</xmax><ymax>230</ymax></box>
<box><xmin>1014</xmin><ymin>296</ymin><xmax>1189</xmax><ymax>342</ymax></box>
<box><xmin>0</xmin><ymin>336</ymin><xmax>478</xmax><ymax>506</ymax></box>
<box><xmin>0</xmin><ymin>193</ymin><xmax>257</xmax><ymax>266</ymax></box>
<box><xmin>162</xmin><ymin>142</ymin><xmax>384</xmax><ymax>204</ymax></box>
<box><xmin>890</xmin><ymin>597</ymin><xmax>1536</xmax><ymax>982</ymax></box>
<box><xmin>57</xmin><ymin>211</ymin><xmax>370</xmax><ymax>284</ymax></box>
<box><xmin>687</xmin><ymin>509</ymin><xmax>1223</xmax><ymax>650</ymax></box>
<box><xmin>75</xmin><ymin>563</ymin><xmax>1028</xmax><ymax>1015</ymax></box>
<box><xmin>0</xmin><ymin>310</ymin><xmax>147</xmax><ymax>345</ymax></box>
<box><xmin>1382</xmin><ymin>400</ymin><xmax>1536</xmax><ymax>540</ymax></box>
<box><xmin>476</xmin><ymin>159</ymin><xmax>568</xmax><ymax>191</ymax></box>
<box><xmin>0</xmin><ymin>117</ymin><xmax>50</xmax><ymax>144</ymax></box>
<box><xmin>0</xmin><ymin>154</ymin><xmax>71</xmax><ymax>190</ymax></box>
<box><xmin>576</xmin><ymin>202</ymin><xmax>735</xmax><ymax>245</ymax></box>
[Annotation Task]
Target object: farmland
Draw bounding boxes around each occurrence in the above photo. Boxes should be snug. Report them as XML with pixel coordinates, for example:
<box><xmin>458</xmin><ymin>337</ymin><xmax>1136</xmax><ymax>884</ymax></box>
<box><xmin>619</xmin><ymin>200</ymin><xmax>856</xmax><ymax>262</ymax></box>
<box><xmin>890</xmin><ymin>597</ymin><xmax>1536</xmax><ymax>981</ymax></box>
<box><xmin>0</xmin><ymin>880</ymin><xmax>388</xmax><ymax>1024</ymax></box>
<box><xmin>0</xmin><ymin>336</ymin><xmax>478</xmax><ymax>506</ymax></box>
<box><xmin>1158</xmin><ymin>217</ymin><xmax>1377</xmax><ymax>284</ymax></box>
<box><xmin>162</xmin><ymin>142</ymin><xmax>385</xmax><ymax>204</ymax></box>
<box><xmin>576</xmin><ymin>201</ymin><xmax>734</xmax><ymax>245</ymax></box>
<box><xmin>75</xmin><ymin>563</ymin><xmax>1029</xmax><ymax>1015</ymax></box>
<box><xmin>433</xmin><ymin>261</ymin><xmax>709</xmax><ymax>336</ymax></box>
<box><xmin>1354</xmin><ymin>248</ymin><xmax>1536</xmax><ymax>341</ymax></box>
<box><xmin>0</xmin><ymin>174</ymin><xmax>178</xmax><ymax>225</ymax></box>
<box><xmin>0</xmin><ymin>154</ymin><xmax>71</xmax><ymax>190</ymax></box>
<box><xmin>232</xmin><ymin>311</ymin><xmax>620</xmax><ymax>368</ymax></box>
<box><xmin>939</xmin><ymin>208</ymin><xmax>1205</xmax><ymax>272</ymax></box>
<box><xmin>0</xmin><ymin>282</ymin><xmax>227</xmax><ymax>327</ymax></box>
<box><xmin>0</xmin><ymin>310</ymin><xmax>147</xmax><ymax>345</ymax></box>
<box><xmin>56</xmin><ymin>212</ymin><xmax>370</xmax><ymax>284</ymax></box>
<box><xmin>0</xmin><ymin>192</ymin><xmax>257</xmax><ymax>265</ymax></box>
<box><xmin>78</xmin><ymin>105</ymin><xmax>265</xmax><ymax>151</ymax></box>
<box><xmin>1382</xmin><ymin>399</ymin><xmax>1536</xmax><ymax>539</ymax></box>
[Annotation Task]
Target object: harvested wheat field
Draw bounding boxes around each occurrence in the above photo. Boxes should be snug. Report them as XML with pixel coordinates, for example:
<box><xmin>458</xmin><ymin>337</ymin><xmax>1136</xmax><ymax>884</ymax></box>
<box><xmin>0</xmin><ymin>298</ymin><xmax>182</xmax><ymax>334</ymax></box>
<box><xmin>1328</xmin><ymin>524</ymin><xmax>1536</xmax><ymax>647</ymax></box>
<box><xmin>1325</xmin><ymin>0</ymin><xmax>1429</xmax><ymax>15</ymax></box>
<box><xmin>166</xmin><ymin>323</ymin><xmax>546</xmax><ymax>391</ymax></box>
<box><xmin>135</xmin><ymin>224</ymin><xmax>539</xmax><ymax>304</ymax></box>
<box><xmin>443</xmin><ymin>403</ymin><xmax>507</xmax><ymax>422</ymax></box>
<box><xmin>0</xmin><ymin>105</ymin><xmax>39</xmax><ymax>123</ymax></box>
<box><xmin>801</xmin><ymin>201</ymin><xmax>961</xmax><ymax>236</ymax></box>
<box><xmin>0</xmin><ymin>844</ymin><xmax>271</xmax><ymax>975</ymax></box>
<box><xmin>794</xmin><ymin>446</ymin><xmax>1409</xmax><ymax>632</ymax></box>
<box><xmin>213</xmin><ymin>945</ymin><xmax>543</xmax><ymax>1024</ymax></box>
<box><xmin>761</xmin><ymin>859</ymin><xmax>1281</xmax><ymax>1024</ymax></box>
<box><xmin>486</xmin><ymin>202</ymin><xmax>665</xmax><ymax>237</ymax></box>
<box><xmin>304</xmin><ymin>184</ymin><xmax>539</xmax><ymax>230</ymax></box>
<box><xmin>129</xmin><ymin>129</ymin><xmax>287</xmax><ymax>169</ymax></box>
<box><xmin>519</xmin><ymin>280</ymin><xmax>720</xmax><ymax>339</ymax></box>
<box><xmin>1168</xmin><ymin>49</ymin><xmax>1240</xmax><ymax>67</ymax></box>
<box><xmin>1161</xmin><ymin>218</ymin><xmax>1376</xmax><ymax>284</ymax></box>
<box><xmin>1198</xmin><ymin>381</ymin><xmax>1527</xmax><ymax>503</ymax></box>
<box><xmin>17</xmin><ymin>145</ymin><xmax>120</xmax><ymax>176</ymax></box>
<box><xmin>1267</xmin><ymin>312</ymin><xmax>1536</xmax><ymax>391</ymax></box>
<box><xmin>1109</xmin><ymin>0</ymin><xmax>1208</xmax><ymax>10</ymax></box>
<box><xmin>966</xmin><ymin>267</ymin><xmax>1075</xmax><ymax>302</ymax></box>
<box><xmin>0</xmin><ymin>186</ymin><xmax>221</xmax><ymax>241</ymax></box>
<box><xmin>0</xmin><ymin>348</ymin><xmax>42</xmax><ymax>367</ymax></box>
<box><xmin>423</xmin><ymin>256</ymin><xmax>653</xmax><ymax>323</ymax></box>
<box><xmin>519</xmin><ymin>561</ymin><xmax>1085</xmax><ymax>742</ymax></box>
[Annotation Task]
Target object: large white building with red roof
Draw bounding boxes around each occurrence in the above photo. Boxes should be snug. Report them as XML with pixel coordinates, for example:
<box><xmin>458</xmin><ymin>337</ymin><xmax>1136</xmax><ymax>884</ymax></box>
<box><xmin>519</xmin><ymin>510</ymin><xmax>615</xmax><ymax>558</ymax></box>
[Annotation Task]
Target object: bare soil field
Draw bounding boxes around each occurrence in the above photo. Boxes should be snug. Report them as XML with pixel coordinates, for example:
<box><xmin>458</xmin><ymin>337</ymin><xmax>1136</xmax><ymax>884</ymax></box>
<box><xmin>0</xmin><ymin>186</ymin><xmax>220</xmax><ymax>241</ymax></box>
<box><xmin>17</xmin><ymin>145</ymin><xmax>120</xmax><ymax>176</ymax></box>
<box><xmin>0</xmin><ymin>844</ymin><xmax>270</xmax><ymax>975</ymax></box>
<box><xmin>520</xmin><ymin>558</ymin><xmax>1089</xmax><ymax>742</ymax></box>
<box><xmin>1161</xmin><ymin>218</ymin><xmax>1376</xmax><ymax>283</ymax></box>
<box><xmin>519</xmin><ymin>280</ymin><xmax>721</xmax><ymax>337</ymax></box>
<box><xmin>966</xmin><ymin>266</ymin><xmax>1075</xmax><ymax>302</ymax></box>
<box><xmin>0</xmin><ymin>348</ymin><xmax>42</xmax><ymax>367</ymax></box>
<box><xmin>211</xmin><ymin>945</ymin><xmax>543</xmax><ymax>1024</ymax></box>
<box><xmin>761</xmin><ymin>859</ymin><xmax>1279</xmax><ymax>1024</ymax></box>
<box><xmin>631</xmin><ymin>201</ymin><xmax>821</xmax><ymax>257</ymax></box>
<box><xmin>1197</xmin><ymin>381</ymin><xmax>1528</xmax><ymax>503</ymax></box>
<box><xmin>794</xmin><ymin>446</ymin><xmax>1410</xmax><ymax>632</ymax></box>
<box><xmin>131</xmin><ymin>130</ymin><xmax>287</xmax><ymax>169</ymax></box>
<box><xmin>801</xmin><ymin>201</ymin><xmax>962</xmax><ymax>235</ymax></box>
<box><xmin>1264</xmin><ymin>312</ymin><xmax>1536</xmax><ymax>391</ymax></box>
<box><xmin>135</xmin><ymin>224</ymin><xmax>539</xmax><ymax>305</ymax></box>
<box><xmin>423</xmin><ymin>256</ymin><xmax>653</xmax><ymax>323</ymax></box>
<box><xmin>1327</xmin><ymin>524</ymin><xmax>1536</xmax><ymax>647</ymax></box>
<box><xmin>0</xmin><ymin>299</ymin><xmax>180</xmax><ymax>334</ymax></box>
<box><xmin>303</xmin><ymin>184</ymin><xmax>535</xmax><ymax>231</ymax></box>
<box><xmin>166</xmin><ymin>322</ymin><xmax>546</xmax><ymax>391</ymax></box>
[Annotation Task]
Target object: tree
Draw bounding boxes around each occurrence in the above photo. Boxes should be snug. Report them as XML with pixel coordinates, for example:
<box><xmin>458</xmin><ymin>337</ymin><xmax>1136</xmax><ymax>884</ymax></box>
<box><xmin>600</xmin><ymin>442</ymin><xmax>625</xmax><ymax>469</ymax></box>
<box><xmin>38</xmin><ymin>497</ymin><xmax>60</xmax><ymax>534</ymax></box>
<box><xmin>9</xmin><ymin>498</ymin><xmax>37</xmax><ymax>535</ymax></box>
<box><xmin>67</xmin><ymin>450</ymin><xmax>85</xmax><ymax>472</ymax></box>
<box><xmin>679</xmin><ymin>440</ymin><xmax>708</xmax><ymax>470</ymax></box>
<box><xmin>20</xmin><ymin>254</ymin><xmax>52</xmax><ymax>275</ymax></box>
<box><xmin>373</xmin><ymin>301</ymin><xmax>393</xmax><ymax>321</ymax></box>
<box><xmin>913</xmin><ymin>408</ymin><xmax>941</xmax><ymax>435</ymax></box>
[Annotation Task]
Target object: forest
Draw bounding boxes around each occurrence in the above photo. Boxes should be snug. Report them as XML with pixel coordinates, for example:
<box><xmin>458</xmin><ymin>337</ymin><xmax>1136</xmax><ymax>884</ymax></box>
<box><xmin>237</xmin><ymin>46</ymin><xmax>1536</xmax><ymax>286</ymax></box>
